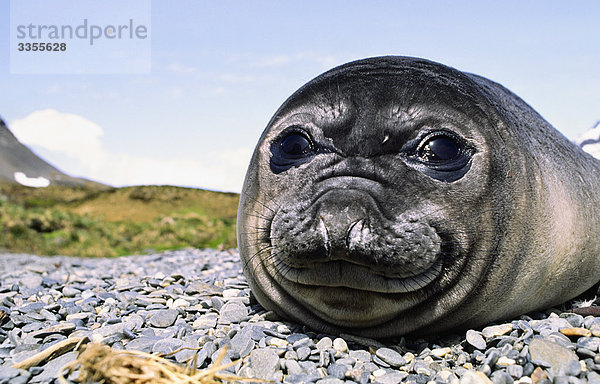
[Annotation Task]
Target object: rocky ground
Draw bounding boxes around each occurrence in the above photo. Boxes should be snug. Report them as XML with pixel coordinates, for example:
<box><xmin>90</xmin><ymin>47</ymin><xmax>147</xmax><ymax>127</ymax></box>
<box><xmin>0</xmin><ymin>249</ymin><xmax>599</xmax><ymax>384</ymax></box>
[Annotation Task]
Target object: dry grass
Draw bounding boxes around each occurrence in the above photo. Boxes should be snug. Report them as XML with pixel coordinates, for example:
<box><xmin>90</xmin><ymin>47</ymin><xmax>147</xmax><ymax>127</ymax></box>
<box><xmin>58</xmin><ymin>344</ymin><xmax>263</xmax><ymax>384</ymax></box>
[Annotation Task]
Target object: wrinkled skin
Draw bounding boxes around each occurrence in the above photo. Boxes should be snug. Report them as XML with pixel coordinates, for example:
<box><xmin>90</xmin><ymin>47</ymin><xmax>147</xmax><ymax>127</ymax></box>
<box><xmin>237</xmin><ymin>56</ymin><xmax>600</xmax><ymax>337</ymax></box>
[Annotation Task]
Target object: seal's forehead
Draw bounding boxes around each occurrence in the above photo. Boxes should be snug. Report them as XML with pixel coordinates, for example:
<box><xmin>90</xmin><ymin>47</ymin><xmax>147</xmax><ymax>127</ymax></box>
<box><xmin>281</xmin><ymin>58</ymin><xmax>481</xmax><ymax>125</ymax></box>
<box><xmin>264</xmin><ymin>57</ymin><xmax>490</xmax><ymax>157</ymax></box>
<box><xmin>307</xmin><ymin>58</ymin><xmax>480</xmax><ymax>106</ymax></box>
<box><xmin>278</xmin><ymin>57</ymin><xmax>484</xmax><ymax>127</ymax></box>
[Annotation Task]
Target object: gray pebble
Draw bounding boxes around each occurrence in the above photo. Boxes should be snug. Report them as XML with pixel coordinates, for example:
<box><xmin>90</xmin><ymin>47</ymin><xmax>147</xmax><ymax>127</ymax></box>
<box><xmin>333</xmin><ymin>338</ymin><xmax>348</xmax><ymax>353</ymax></box>
<box><xmin>506</xmin><ymin>364</ymin><xmax>523</xmax><ymax>378</ymax></box>
<box><xmin>152</xmin><ymin>337</ymin><xmax>184</xmax><ymax>355</ymax></box>
<box><xmin>0</xmin><ymin>366</ymin><xmax>23</xmax><ymax>381</ymax></box>
<box><xmin>61</xmin><ymin>286</ymin><xmax>81</xmax><ymax>298</ymax></box>
<box><xmin>460</xmin><ymin>370</ymin><xmax>493</xmax><ymax>384</ymax></box>
<box><xmin>326</xmin><ymin>362</ymin><xmax>347</xmax><ymax>379</ymax></box>
<box><xmin>211</xmin><ymin>347</ymin><xmax>234</xmax><ymax>371</ymax></box>
<box><xmin>231</xmin><ymin>329</ymin><xmax>254</xmax><ymax>358</ymax></box>
<box><xmin>405</xmin><ymin>374</ymin><xmax>430</xmax><ymax>384</ymax></box>
<box><xmin>293</xmin><ymin>337</ymin><xmax>314</xmax><ymax>349</ymax></box>
<box><xmin>285</xmin><ymin>359</ymin><xmax>304</xmax><ymax>375</ymax></box>
<box><xmin>564</xmin><ymin>314</ymin><xmax>584</xmax><ymax>328</ymax></box>
<box><xmin>346</xmin><ymin>368</ymin><xmax>370</xmax><ymax>384</ymax></box>
<box><xmin>349</xmin><ymin>349</ymin><xmax>371</xmax><ymax>363</ymax></box>
<box><xmin>192</xmin><ymin>346</ymin><xmax>210</xmax><ymax>368</ymax></box>
<box><xmin>375</xmin><ymin>347</ymin><xmax>405</xmax><ymax>367</ymax></box>
<box><xmin>560</xmin><ymin>359</ymin><xmax>582</xmax><ymax>376</ymax></box>
<box><xmin>286</xmin><ymin>333</ymin><xmax>308</xmax><ymax>343</ymax></box>
<box><xmin>522</xmin><ymin>362</ymin><xmax>535</xmax><ymax>376</ymax></box>
<box><xmin>414</xmin><ymin>361</ymin><xmax>434</xmax><ymax>376</ymax></box>
<box><xmin>491</xmin><ymin>370</ymin><xmax>514</xmax><ymax>384</ymax></box>
<box><xmin>173</xmin><ymin>342</ymin><xmax>198</xmax><ymax>363</ymax></box>
<box><xmin>588</xmin><ymin>372</ymin><xmax>600</xmax><ymax>384</ymax></box>
<box><xmin>39</xmin><ymin>309</ymin><xmax>58</xmax><ymax>322</ymax></box>
<box><xmin>297</xmin><ymin>346</ymin><xmax>311</xmax><ymax>360</ymax></box>
<box><xmin>193</xmin><ymin>313</ymin><xmax>218</xmax><ymax>329</ymax></box>
<box><xmin>483</xmin><ymin>349</ymin><xmax>500</xmax><ymax>367</ymax></box>
<box><xmin>466</xmin><ymin>329</ymin><xmax>486</xmax><ymax>350</ymax></box>
<box><xmin>482</xmin><ymin>324</ymin><xmax>513</xmax><ymax>338</ymax></box>
<box><xmin>249</xmin><ymin>348</ymin><xmax>280</xmax><ymax>380</ymax></box>
<box><xmin>125</xmin><ymin>336</ymin><xmax>161</xmax><ymax>352</ymax></box>
<box><xmin>210</xmin><ymin>296</ymin><xmax>225</xmax><ymax>310</ymax></box>
<box><xmin>29</xmin><ymin>351</ymin><xmax>78</xmax><ymax>383</ymax></box>
<box><xmin>19</xmin><ymin>302</ymin><xmax>44</xmax><ymax>314</ymax></box>
<box><xmin>318</xmin><ymin>350</ymin><xmax>330</xmax><ymax>367</ymax></box>
<box><xmin>336</xmin><ymin>357</ymin><xmax>355</xmax><ymax>367</ymax></box>
<box><xmin>316</xmin><ymin>337</ymin><xmax>333</xmax><ymax>350</ymax></box>
<box><xmin>529</xmin><ymin>338</ymin><xmax>578</xmax><ymax>375</ymax></box>
<box><xmin>147</xmin><ymin>309</ymin><xmax>178</xmax><ymax>328</ymax></box>
<box><xmin>298</xmin><ymin>360</ymin><xmax>319</xmax><ymax>375</ymax></box>
<box><xmin>218</xmin><ymin>301</ymin><xmax>248</xmax><ymax>324</ymax></box>
<box><xmin>577</xmin><ymin>336</ymin><xmax>600</xmax><ymax>351</ymax></box>
<box><xmin>372</xmin><ymin>354</ymin><xmax>390</xmax><ymax>368</ymax></box>
<box><xmin>553</xmin><ymin>376</ymin><xmax>570</xmax><ymax>384</ymax></box>
<box><xmin>285</xmin><ymin>373</ymin><xmax>322</xmax><ymax>383</ymax></box>
<box><xmin>20</xmin><ymin>276</ymin><xmax>43</xmax><ymax>290</ymax></box>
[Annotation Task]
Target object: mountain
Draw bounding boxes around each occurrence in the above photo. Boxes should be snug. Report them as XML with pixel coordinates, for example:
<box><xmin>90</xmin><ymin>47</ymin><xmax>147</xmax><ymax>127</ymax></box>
<box><xmin>0</xmin><ymin>116</ymin><xmax>106</xmax><ymax>189</ymax></box>
<box><xmin>576</xmin><ymin>120</ymin><xmax>600</xmax><ymax>160</ymax></box>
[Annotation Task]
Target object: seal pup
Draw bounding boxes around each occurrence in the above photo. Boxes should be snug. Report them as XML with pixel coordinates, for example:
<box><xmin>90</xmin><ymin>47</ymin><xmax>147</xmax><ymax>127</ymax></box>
<box><xmin>237</xmin><ymin>56</ymin><xmax>600</xmax><ymax>337</ymax></box>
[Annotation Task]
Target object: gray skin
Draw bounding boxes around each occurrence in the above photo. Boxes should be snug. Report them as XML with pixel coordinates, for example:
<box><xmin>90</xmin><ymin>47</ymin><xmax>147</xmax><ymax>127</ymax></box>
<box><xmin>237</xmin><ymin>56</ymin><xmax>600</xmax><ymax>338</ymax></box>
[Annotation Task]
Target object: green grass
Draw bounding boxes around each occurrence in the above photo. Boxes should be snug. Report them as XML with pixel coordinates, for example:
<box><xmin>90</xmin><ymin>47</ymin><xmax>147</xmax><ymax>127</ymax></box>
<box><xmin>0</xmin><ymin>183</ymin><xmax>239</xmax><ymax>257</ymax></box>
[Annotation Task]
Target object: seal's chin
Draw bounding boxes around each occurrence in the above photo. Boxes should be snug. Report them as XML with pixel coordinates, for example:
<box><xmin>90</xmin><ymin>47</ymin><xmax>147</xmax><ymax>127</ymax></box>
<box><xmin>274</xmin><ymin>256</ymin><xmax>444</xmax><ymax>294</ymax></box>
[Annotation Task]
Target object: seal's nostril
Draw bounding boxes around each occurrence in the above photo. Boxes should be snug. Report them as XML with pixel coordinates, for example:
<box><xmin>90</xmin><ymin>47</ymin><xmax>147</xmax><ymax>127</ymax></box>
<box><xmin>346</xmin><ymin>219</ymin><xmax>366</xmax><ymax>250</ymax></box>
<box><xmin>317</xmin><ymin>216</ymin><xmax>331</xmax><ymax>256</ymax></box>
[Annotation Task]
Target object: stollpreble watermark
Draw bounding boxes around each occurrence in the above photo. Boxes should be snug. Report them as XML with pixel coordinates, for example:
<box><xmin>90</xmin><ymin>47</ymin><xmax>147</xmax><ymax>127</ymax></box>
<box><xmin>10</xmin><ymin>0</ymin><xmax>151</xmax><ymax>74</ymax></box>
<box><xmin>15</xmin><ymin>18</ymin><xmax>148</xmax><ymax>46</ymax></box>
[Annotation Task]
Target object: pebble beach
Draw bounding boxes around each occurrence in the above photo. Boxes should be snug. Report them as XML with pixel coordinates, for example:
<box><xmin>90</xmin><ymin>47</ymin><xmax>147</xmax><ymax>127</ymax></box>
<box><xmin>1</xmin><ymin>249</ymin><xmax>599</xmax><ymax>384</ymax></box>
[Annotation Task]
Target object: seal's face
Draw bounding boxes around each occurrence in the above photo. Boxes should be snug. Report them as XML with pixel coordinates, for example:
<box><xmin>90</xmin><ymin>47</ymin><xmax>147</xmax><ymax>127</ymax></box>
<box><xmin>239</xmin><ymin>57</ymin><xmax>509</xmax><ymax>336</ymax></box>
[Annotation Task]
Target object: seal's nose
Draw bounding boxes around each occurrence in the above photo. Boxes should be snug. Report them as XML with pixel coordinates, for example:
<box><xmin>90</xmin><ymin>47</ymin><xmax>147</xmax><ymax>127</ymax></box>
<box><xmin>315</xmin><ymin>189</ymin><xmax>373</xmax><ymax>258</ymax></box>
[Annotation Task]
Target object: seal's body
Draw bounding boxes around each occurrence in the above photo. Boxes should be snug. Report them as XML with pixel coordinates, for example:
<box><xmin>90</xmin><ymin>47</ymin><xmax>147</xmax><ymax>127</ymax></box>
<box><xmin>237</xmin><ymin>56</ymin><xmax>600</xmax><ymax>337</ymax></box>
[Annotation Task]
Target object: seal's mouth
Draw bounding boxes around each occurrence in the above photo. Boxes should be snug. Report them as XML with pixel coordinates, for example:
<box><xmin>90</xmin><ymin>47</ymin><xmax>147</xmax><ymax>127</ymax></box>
<box><xmin>273</xmin><ymin>256</ymin><xmax>444</xmax><ymax>294</ymax></box>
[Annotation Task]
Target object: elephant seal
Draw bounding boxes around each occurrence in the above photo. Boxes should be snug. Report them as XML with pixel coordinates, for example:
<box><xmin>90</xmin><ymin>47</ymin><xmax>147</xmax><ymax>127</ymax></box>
<box><xmin>237</xmin><ymin>56</ymin><xmax>600</xmax><ymax>337</ymax></box>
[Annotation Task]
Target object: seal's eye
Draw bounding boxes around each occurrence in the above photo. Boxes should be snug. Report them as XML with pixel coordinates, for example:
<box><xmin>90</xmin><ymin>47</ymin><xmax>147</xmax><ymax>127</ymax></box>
<box><xmin>270</xmin><ymin>130</ymin><xmax>318</xmax><ymax>174</ymax></box>
<box><xmin>404</xmin><ymin>131</ymin><xmax>473</xmax><ymax>182</ymax></box>
<box><xmin>281</xmin><ymin>133</ymin><xmax>312</xmax><ymax>157</ymax></box>
<box><xmin>419</xmin><ymin>135</ymin><xmax>460</xmax><ymax>162</ymax></box>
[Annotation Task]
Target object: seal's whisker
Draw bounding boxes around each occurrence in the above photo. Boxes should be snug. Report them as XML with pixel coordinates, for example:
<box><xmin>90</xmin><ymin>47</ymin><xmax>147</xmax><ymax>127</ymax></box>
<box><xmin>242</xmin><ymin>244</ymin><xmax>273</xmax><ymax>272</ymax></box>
<box><xmin>240</xmin><ymin>189</ymin><xmax>279</xmax><ymax>215</ymax></box>
<box><xmin>243</xmin><ymin>211</ymin><xmax>273</xmax><ymax>222</ymax></box>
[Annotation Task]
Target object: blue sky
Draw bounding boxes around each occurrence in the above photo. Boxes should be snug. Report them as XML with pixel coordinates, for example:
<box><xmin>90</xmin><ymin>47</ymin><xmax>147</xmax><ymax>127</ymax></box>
<box><xmin>1</xmin><ymin>1</ymin><xmax>599</xmax><ymax>192</ymax></box>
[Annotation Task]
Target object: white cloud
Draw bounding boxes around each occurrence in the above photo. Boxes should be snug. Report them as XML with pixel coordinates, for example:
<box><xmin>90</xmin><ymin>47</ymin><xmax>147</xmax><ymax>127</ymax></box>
<box><xmin>10</xmin><ymin>109</ymin><xmax>251</xmax><ymax>192</ymax></box>
<box><xmin>11</xmin><ymin>109</ymin><xmax>106</xmax><ymax>172</ymax></box>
